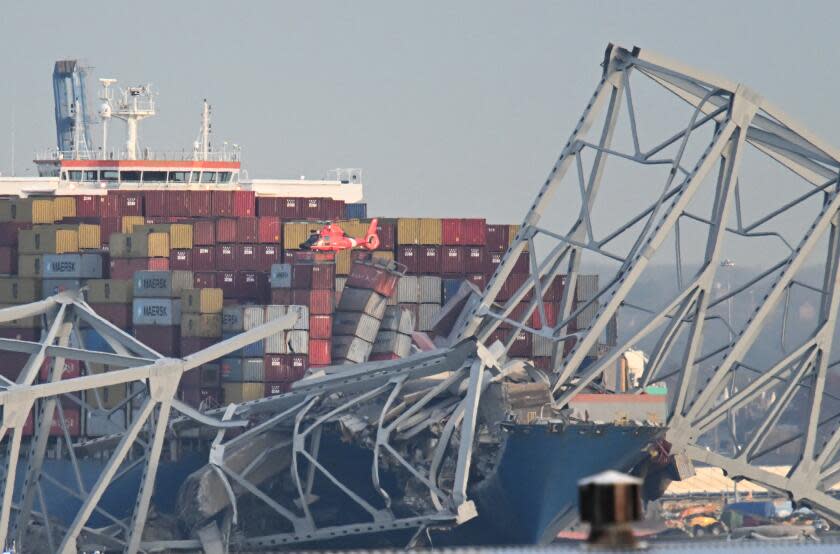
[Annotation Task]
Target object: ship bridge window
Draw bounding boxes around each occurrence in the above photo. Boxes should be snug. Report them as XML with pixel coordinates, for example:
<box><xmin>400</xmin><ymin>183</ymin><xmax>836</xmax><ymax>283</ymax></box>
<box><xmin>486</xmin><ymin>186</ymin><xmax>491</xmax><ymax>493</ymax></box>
<box><xmin>101</xmin><ymin>170</ymin><xmax>118</xmax><ymax>181</ymax></box>
<box><xmin>200</xmin><ymin>171</ymin><xmax>217</xmax><ymax>183</ymax></box>
<box><xmin>143</xmin><ymin>171</ymin><xmax>167</xmax><ymax>182</ymax></box>
<box><xmin>169</xmin><ymin>171</ymin><xmax>188</xmax><ymax>183</ymax></box>
<box><xmin>120</xmin><ymin>171</ymin><xmax>141</xmax><ymax>182</ymax></box>
<box><xmin>218</xmin><ymin>171</ymin><xmax>232</xmax><ymax>183</ymax></box>
<box><xmin>83</xmin><ymin>170</ymin><xmax>97</xmax><ymax>181</ymax></box>
<box><xmin>191</xmin><ymin>171</ymin><xmax>200</xmax><ymax>183</ymax></box>
<box><xmin>68</xmin><ymin>170</ymin><xmax>83</xmax><ymax>181</ymax></box>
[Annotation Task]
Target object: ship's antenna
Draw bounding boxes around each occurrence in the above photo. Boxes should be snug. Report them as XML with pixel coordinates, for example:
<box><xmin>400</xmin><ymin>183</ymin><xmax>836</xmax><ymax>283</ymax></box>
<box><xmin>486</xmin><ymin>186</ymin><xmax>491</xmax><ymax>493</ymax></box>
<box><xmin>10</xmin><ymin>104</ymin><xmax>14</xmax><ymax>177</ymax></box>
<box><xmin>99</xmin><ymin>78</ymin><xmax>116</xmax><ymax>160</ymax></box>
<box><xmin>201</xmin><ymin>99</ymin><xmax>210</xmax><ymax>161</ymax></box>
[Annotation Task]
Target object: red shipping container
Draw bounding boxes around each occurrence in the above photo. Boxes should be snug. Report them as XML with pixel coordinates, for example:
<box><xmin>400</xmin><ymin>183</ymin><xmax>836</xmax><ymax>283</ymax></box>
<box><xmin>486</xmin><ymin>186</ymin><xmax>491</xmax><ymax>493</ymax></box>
<box><xmin>311</xmin><ymin>264</ymin><xmax>336</xmax><ymax>290</ymax></box>
<box><xmin>180</xmin><ymin>385</ymin><xmax>221</xmax><ymax>409</ymax></box>
<box><xmin>0</xmin><ymin>328</ymin><xmax>39</xmax><ymax>341</ymax></box>
<box><xmin>308</xmin><ymin>340</ymin><xmax>332</xmax><ymax>365</ymax></box>
<box><xmin>99</xmin><ymin>195</ymin><xmax>120</xmax><ymax>218</ymax></box>
<box><xmin>461</xmin><ymin>218</ymin><xmax>487</xmax><ymax>245</ymax></box>
<box><xmin>192</xmin><ymin>246</ymin><xmax>216</xmax><ymax>271</ymax></box>
<box><xmin>237</xmin><ymin>271</ymin><xmax>269</xmax><ymax>303</ymax></box>
<box><xmin>292</xmin><ymin>265</ymin><xmax>313</xmax><ymax>289</ymax></box>
<box><xmin>375</xmin><ymin>221</ymin><xmax>396</xmax><ymax>250</ymax></box>
<box><xmin>419</xmin><ymin>246</ymin><xmax>441</xmax><ymax>275</ymax></box>
<box><xmin>134</xmin><ymin>325</ymin><xmax>180</xmax><ymax>356</ymax></box>
<box><xmin>211</xmin><ymin>191</ymin><xmax>235</xmax><ymax>216</ymax></box>
<box><xmin>291</xmin><ymin>288</ymin><xmax>310</xmax><ymax>307</ymax></box>
<box><xmin>301</xmin><ymin>197</ymin><xmax>324</xmax><ymax>220</ymax></box>
<box><xmin>216</xmin><ymin>245</ymin><xmax>237</xmax><ymax>270</ymax></box>
<box><xmin>397</xmin><ymin>246</ymin><xmax>420</xmax><ymax>274</ymax></box>
<box><xmin>148</xmin><ymin>258</ymin><xmax>170</xmax><ymax>271</ymax></box>
<box><xmin>90</xmin><ymin>303</ymin><xmax>132</xmax><ymax>328</ymax></box>
<box><xmin>236</xmin><ymin>217</ymin><xmax>259</xmax><ymax>243</ymax></box>
<box><xmin>111</xmin><ymin>191</ymin><xmax>143</xmax><ymax>216</ymax></box>
<box><xmin>256</xmin><ymin>244</ymin><xmax>281</xmax><ymax>272</ymax></box>
<box><xmin>0</xmin><ymin>246</ymin><xmax>17</xmax><ymax>274</ymax></box>
<box><xmin>369</xmin><ymin>352</ymin><xmax>401</xmax><ymax>361</ymax></box>
<box><xmin>485</xmin><ymin>224</ymin><xmax>509</xmax><ymax>251</ymax></box>
<box><xmin>530</xmin><ymin>302</ymin><xmax>558</xmax><ymax>329</ymax></box>
<box><xmin>190</xmin><ymin>191</ymin><xmax>212</xmax><ymax>217</ymax></box>
<box><xmin>309</xmin><ymin>290</ymin><xmax>334</xmax><ymax>315</ymax></box>
<box><xmin>22</xmin><ymin>408</ymin><xmax>81</xmax><ymax>437</ymax></box>
<box><xmin>192</xmin><ymin>220</ymin><xmax>216</xmax><ymax>245</ymax></box>
<box><xmin>99</xmin><ymin>217</ymin><xmax>121</xmax><ymax>246</ymax></box>
<box><xmin>264</xmin><ymin>354</ymin><xmax>307</xmax><ymax>382</ymax></box>
<box><xmin>487</xmin><ymin>251</ymin><xmax>528</xmax><ymax>277</ymax></box>
<box><xmin>110</xmin><ymin>258</ymin><xmax>150</xmax><ymax>279</ymax></box>
<box><xmin>309</xmin><ymin>315</ymin><xmax>332</xmax><ymax>339</ymax></box>
<box><xmin>498</xmin><ymin>273</ymin><xmax>532</xmax><ymax>302</ymax></box>
<box><xmin>441</xmin><ymin>246</ymin><xmax>465</xmax><ymax>276</ymax></box>
<box><xmin>236</xmin><ymin>244</ymin><xmax>259</xmax><ymax>271</ymax></box>
<box><xmin>194</xmin><ymin>271</ymin><xmax>217</xmax><ymax>288</ymax></box>
<box><xmin>256</xmin><ymin>197</ymin><xmax>281</xmax><ymax>217</ymax></box>
<box><xmin>465</xmin><ymin>273</ymin><xmax>486</xmax><ymax>291</ymax></box>
<box><xmin>215</xmin><ymin>218</ymin><xmax>237</xmax><ymax>243</ymax></box>
<box><xmin>39</xmin><ymin>358</ymin><xmax>81</xmax><ymax>381</ymax></box>
<box><xmin>265</xmin><ymin>382</ymin><xmax>292</xmax><ymax>396</ymax></box>
<box><xmin>257</xmin><ymin>216</ymin><xmax>282</xmax><ymax>243</ymax></box>
<box><xmin>217</xmin><ymin>271</ymin><xmax>237</xmax><ymax>297</ymax></box>
<box><xmin>143</xmin><ymin>191</ymin><xmax>168</xmax><ymax>217</ymax></box>
<box><xmin>464</xmin><ymin>247</ymin><xmax>487</xmax><ymax>274</ymax></box>
<box><xmin>233</xmin><ymin>191</ymin><xmax>256</xmax><ymax>216</ymax></box>
<box><xmin>170</xmin><ymin>191</ymin><xmax>192</xmax><ymax>217</ymax></box>
<box><xmin>346</xmin><ymin>263</ymin><xmax>397</xmax><ymax>296</ymax></box>
<box><xmin>441</xmin><ymin>219</ymin><xmax>462</xmax><ymax>246</ymax></box>
<box><xmin>543</xmin><ymin>275</ymin><xmax>566</xmax><ymax>302</ymax></box>
<box><xmin>169</xmin><ymin>248</ymin><xmax>193</xmax><ymax>270</ymax></box>
<box><xmin>181</xmin><ymin>337</ymin><xmax>215</xmax><ymax>356</ymax></box>
<box><xmin>74</xmin><ymin>195</ymin><xmax>101</xmax><ymax>217</ymax></box>
<box><xmin>507</xmin><ymin>329</ymin><xmax>532</xmax><ymax>357</ymax></box>
<box><xmin>279</xmin><ymin>198</ymin><xmax>301</xmax><ymax>219</ymax></box>
<box><xmin>325</xmin><ymin>199</ymin><xmax>345</xmax><ymax>220</ymax></box>
<box><xmin>271</xmin><ymin>288</ymin><xmax>292</xmax><ymax>304</ymax></box>
<box><xmin>0</xmin><ymin>222</ymin><xmax>32</xmax><ymax>247</ymax></box>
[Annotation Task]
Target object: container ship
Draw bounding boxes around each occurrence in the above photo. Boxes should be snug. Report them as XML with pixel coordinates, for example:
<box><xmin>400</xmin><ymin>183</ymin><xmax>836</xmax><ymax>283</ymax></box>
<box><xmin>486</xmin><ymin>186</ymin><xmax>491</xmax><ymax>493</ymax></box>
<box><xmin>0</xmin><ymin>61</ymin><xmax>669</xmax><ymax>550</ymax></box>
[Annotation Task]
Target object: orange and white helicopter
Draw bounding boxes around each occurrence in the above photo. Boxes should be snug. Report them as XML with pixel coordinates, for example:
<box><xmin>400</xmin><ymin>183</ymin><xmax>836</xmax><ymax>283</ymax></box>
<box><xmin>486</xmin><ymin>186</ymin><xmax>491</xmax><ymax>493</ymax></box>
<box><xmin>299</xmin><ymin>218</ymin><xmax>380</xmax><ymax>252</ymax></box>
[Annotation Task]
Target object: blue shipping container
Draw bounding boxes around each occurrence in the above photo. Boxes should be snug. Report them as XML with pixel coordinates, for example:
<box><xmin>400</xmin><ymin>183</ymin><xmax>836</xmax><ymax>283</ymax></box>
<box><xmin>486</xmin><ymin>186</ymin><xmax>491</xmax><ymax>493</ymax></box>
<box><xmin>344</xmin><ymin>203</ymin><xmax>367</xmax><ymax>219</ymax></box>
<box><xmin>221</xmin><ymin>332</ymin><xmax>246</xmax><ymax>358</ymax></box>
<box><xmin>442</xmin><ymin>278</ymin><xmax>464</xmax><ymax>303</ymax></box>
<box><xmin>80</xmin><ymin>329</ymin><xmax>113</xmax><ymax>353</ymax></box>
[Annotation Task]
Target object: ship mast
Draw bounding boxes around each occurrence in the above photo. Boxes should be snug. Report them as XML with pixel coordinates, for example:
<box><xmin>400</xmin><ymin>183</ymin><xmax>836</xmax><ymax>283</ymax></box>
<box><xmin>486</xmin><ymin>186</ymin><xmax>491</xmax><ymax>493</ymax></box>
<box><xmin>103</xmin><ymin>82</ymin><xmax>155</xmax><ymax>160</ymax></box>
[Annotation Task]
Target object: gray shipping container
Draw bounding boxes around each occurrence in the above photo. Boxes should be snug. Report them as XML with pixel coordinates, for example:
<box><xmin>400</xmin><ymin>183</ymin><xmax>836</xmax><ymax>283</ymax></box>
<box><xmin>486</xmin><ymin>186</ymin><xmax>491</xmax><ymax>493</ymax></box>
<box><xmin>86</xmin><ymin>279</ymin><xmax>133</xmax><ymax>303</ymax></box>
<box><xmin>243</xmin><ymin>306</ymin><xmax>265</xmax><ymax>330</ymax></box>
<box><xmin>269</xmin><ymin>263</ymin><xmax>293</xmax><ymax>288</ymax></box>
<box><xmin>0</xmin><ymin>278</ymin><xmax>40</xmax><ymax>303</ymax></box>
<box><xmin>418</xmin><ymin>276</ymin><xmax>442</xmax><ymax>304</ymax></box>
<box><xmin>134</xmin><ymin>270</ymin><xmax>193</xmax><ymax>298</ymax></box>
<box><xmin>85</xmin><ymin>408</ymin><xmax>127</xmax><ymax>437</ymax></box>
<box><xmin>42</xmin><ymin>279</ymin><xmax>83</xmax><ymax>298</ymax></box>
<box><xmin>132</xmin><ymin>298</ymin><xmax>182</xmax><ymax>326</ymax></box>
<box><xmin>576</xmin><ymin>274</ymin><xmax>599</xmax><ymax>301</ymax></box>
<box><xmin>372</xmin><ymin>331</ymin><xmax>412</xmax><ymax>357</ymax></box>
<box><xmin>42</xmin><ymin>253</ymin><xmax>103</xmax><ymax>279</ymax></box>
<box><xmin>264</xmin><ymin>330</ymin><xmax>287</xmax><ymax>355</ymax></box>
<box><xmin>332</xmin><ymin>335</ymin><xmax>373</xmax><ymax>364</ymax></box>
<box><xmin>417</xmin><ymin>303</ymin><xmax>441</xmax><ymax>332</ymax></box>
<box><xmin>532</xmin><ymin>334</ymin><xmax>554</xmax><ymax>357</ymax></box>
<box><xmin>333</xmin><ymin>312</ymin><xmax>381</xmax><ymax>343</ymax></box>
<box><xmin>380</xmin><ymin>306</ymin><xmax>416</xmax><ymax>334</ymax></box>
<box><xmin>287</xmin><ymin>330</ymin><xmax>309</xmax><ymax>354</ymax></box>
<box><xmin>397</xmin><ymin>276</ymin><xmax>419</xmax><ymax>303</ymax></box>
<box><xmin>337</xmin><ymin>287</ymin><xmax>388</xmax><ymax>320</ymax></box>
<box><xmin>222</xmin><ymin>305</ymin><xmax>244</xmax><ymax>332</ymax></box>
<box><xmin>286</xmin><ymin>305</ymin><xmax>309</xmax><ymax>330</ymax></box>
<box><xmin>242</xmin><ymin>358</ymin><xmax>265</xmax><ymax>382</ymax></box>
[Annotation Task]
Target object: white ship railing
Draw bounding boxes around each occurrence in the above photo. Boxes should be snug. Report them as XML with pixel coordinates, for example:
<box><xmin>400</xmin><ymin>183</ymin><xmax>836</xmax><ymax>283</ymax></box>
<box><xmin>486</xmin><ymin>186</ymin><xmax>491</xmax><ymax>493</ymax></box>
<box><xmin>35</xmin><ymin>149</ymin><xmax>241</xmax><ymax>162</ymax></box>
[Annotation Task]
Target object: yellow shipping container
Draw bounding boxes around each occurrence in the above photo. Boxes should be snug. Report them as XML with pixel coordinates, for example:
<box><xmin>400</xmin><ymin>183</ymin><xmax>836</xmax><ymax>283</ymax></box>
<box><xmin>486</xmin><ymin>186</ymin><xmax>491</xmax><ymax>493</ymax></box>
<box><xmin>372</xmin><ymin>251</ymin><xmax>395</xmax><ymax>263</ymax></box>
<box><xmin>508</xmin><ymin>224</ymin><xmax>527</xmax><ymax>251</ymax></box>
<box><xmin>336</xmin><ymin>219</ymin><xmax>368</xmax><ymax>238</ymax></box>
<box><xmin>397</xmin><ymin>218</ymin><xmax>421</xmax><ymax>245</ymax></box>
<box><xmin>53</xmin><ymin>197</ymin><xmax>76</xmax><ymax>220</ymax></box>
<box><xmin>147</xmin><ymin>232</ymin><xmax>170</xmax><ymax>258</ymax></box>
<box><xmin>169</xmin><ymin>223</ymin><xmax>193</xmax><ymax>249</ymax></box>
<box><xmin>283</xmin><ymin>222</ymin><xmax>322</xmax><ymax>250</ymax></box>
<box><xmin>182</xmin><ymin>288</ymin><xmax>224</xmax><ymax>314</ymax></box>
<box><xmin>32</xmin><ymin>199</ymin><xmax>56</xmax><ymax>224</ymax></box>
<box><xmin>223</xmin><ymin>383</ymin><xmax>264</xmax><ymax>404</ymax></box>
<box><xmin>335</xmin><ymin>250</ymin><xmax>352</xmax><ymax>275</ymax></box>
<box><xmin>78</xmin><ymin>224</ymin><xmax>101</xmax><ymax>249</ymax></box>
<box><xmin>55</xmin><ymin>230</ymin><xmax>79</xmax><ymax>253</ymax></box>
<box><xmin>418</xmin><ymin>218</ymin><xmax>442</xmax><ymax>245</ymax></box>
<box><xmin>121</xmin><ymin>216</ymin><xmax>145</xmax><ymax>234</ymax></box>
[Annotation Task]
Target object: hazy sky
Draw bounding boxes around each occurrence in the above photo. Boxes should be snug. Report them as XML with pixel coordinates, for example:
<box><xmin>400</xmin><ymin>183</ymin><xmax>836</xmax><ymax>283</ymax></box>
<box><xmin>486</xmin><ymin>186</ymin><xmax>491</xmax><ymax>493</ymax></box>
<box><xmin>1</xmin><ymin>1</ymin><xmax>839</xmax><ymax>227</ymax></box>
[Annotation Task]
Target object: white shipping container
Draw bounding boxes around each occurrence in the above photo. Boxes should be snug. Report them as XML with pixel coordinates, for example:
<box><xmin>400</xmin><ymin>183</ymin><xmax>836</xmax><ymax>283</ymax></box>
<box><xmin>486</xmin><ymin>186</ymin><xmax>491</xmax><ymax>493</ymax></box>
<box><xmin>337</xmin><ymin>287</ymin><xmax>388</xmax><ymax>319</ymax></box>
<box><xmin>576</xmin><ymin>274</ymin><xmax>599</xmax><ymax>301</ymax></box>
<box><xmin>380</xmin><ymin>306</ymin><xmax>415</xmax><ymax>334</ymax></box>
<box><xmin>417</xmin><ymin>303</ymin><xmax>441</xmax><ymax>332</ymax></box>
<box><xmin>287</xmin><ymin>330</ymin><xmax>309</xmax><ymax>354</ymax></box>
<box><xmin>269</xmin><ymin>263</ymin><xmax>293</xmax><ymax>288</ymax></box>
<box><xmin>372</xmin><ymin>331</ymin><xmax>412</xmax><ymax>357</ymax></box>
<box><xmin>333</xmin><ymin>312</ymin><xmax>381</xmax><ymax>342</ymax></box>
<box><xmin>264</xmin><ymin>331</ymin><xmax>287</xmax><ymax>355</ymax></box>
<box><xmin>532</xmin><ymin>334</ymin><xmax>554</xmax><ymax>356</ymax></box>
<box><xmin>132</xmin><ymin>298</ymin><xmax>182</xmax><ymax>326</ymax></box>
<box><xmin>85</xmin><ymin>408</ymin><xmax>127</xmax><ymax>437</ymax></box>
<box><xmin>332</xmin><ymin>335</ymin><xmax>373</xmax><ymax>364</ymax></box>
<box><xmin>265</xmin><ymin>304</ymin><xmax>287</xmax><ymax>320</ymax></box>
<box><xmin>286</xmin><ymin>305</ymin><xmax>309</xmax><ymax>330</ymax></box>
<box><xmin>397</xmin><ymin>276</ymin><xmax>419</xmax><ymax>303</ymax></box>
<box><xmin>222</xmin><ymin>305</ymin><xmax>244</xmax><ymax>332</ymax></box>
<box><xmin>243</xmin><ymin>306</ymin><xmax>266</xmax><ymax>330</ymax></box>
<box><xmin>418</xmin><ymin>276</ymin><xmax>442</xmax><ymax>304</ymax></box>
<box><xmin>242</xmin><ymin>358</ymin><xmax>265</xmax><ymax>382</ymax></box>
